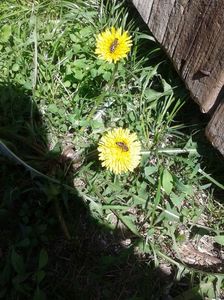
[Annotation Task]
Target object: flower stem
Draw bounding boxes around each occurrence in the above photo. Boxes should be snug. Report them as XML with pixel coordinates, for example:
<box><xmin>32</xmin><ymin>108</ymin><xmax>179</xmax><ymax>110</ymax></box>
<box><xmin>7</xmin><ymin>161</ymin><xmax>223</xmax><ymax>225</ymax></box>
<box><xmin>141</xmin><ymin>148</ymin><xmax>198</xmax><ymax>155</ymax></box>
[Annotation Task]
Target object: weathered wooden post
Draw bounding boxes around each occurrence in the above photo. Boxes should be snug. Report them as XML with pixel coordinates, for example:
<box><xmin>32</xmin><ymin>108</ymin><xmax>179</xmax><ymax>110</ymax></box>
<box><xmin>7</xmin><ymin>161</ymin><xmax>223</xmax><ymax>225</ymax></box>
<box><xmin>131</xmin><ymin>0</ymin><xmax>224</xmax><ymax>154</ymax></box>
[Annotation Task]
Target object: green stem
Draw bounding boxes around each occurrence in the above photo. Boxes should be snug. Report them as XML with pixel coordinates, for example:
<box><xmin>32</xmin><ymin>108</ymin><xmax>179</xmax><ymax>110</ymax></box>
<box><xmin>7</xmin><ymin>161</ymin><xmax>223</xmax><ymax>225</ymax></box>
<box><xmin>141</xmin><ymin>148</ymin><xmax>198</xmax><ymax>155</ymax></box>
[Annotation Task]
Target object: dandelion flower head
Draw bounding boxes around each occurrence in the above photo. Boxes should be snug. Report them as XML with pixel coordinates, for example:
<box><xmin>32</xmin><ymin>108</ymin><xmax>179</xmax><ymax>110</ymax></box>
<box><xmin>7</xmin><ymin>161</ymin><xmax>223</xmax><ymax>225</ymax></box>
<box><xmin>98</xmin><ymin>128</ymin><xmax>141</xmax><ymax>174</ymax></box>
<box><xmin>95</xmin><ymin>27</ymin><xmax>132</xmax><ymax>63</ymax></box>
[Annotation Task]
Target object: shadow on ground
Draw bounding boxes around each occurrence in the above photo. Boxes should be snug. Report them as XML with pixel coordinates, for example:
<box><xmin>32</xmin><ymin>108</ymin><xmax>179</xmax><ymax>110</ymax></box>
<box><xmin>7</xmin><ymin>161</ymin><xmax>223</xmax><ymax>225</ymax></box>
<box><xmin>0</xmin><ymin>74</ymin><xmax>219</xmax><ymax>300</ymax></box>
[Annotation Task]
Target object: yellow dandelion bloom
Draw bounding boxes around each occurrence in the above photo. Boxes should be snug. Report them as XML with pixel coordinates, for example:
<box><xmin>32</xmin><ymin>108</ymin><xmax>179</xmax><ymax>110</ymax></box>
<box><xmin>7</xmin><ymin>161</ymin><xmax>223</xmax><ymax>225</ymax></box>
<box><xmin>95</xmin><ymin>27</ymin><xmax>132</xmax><ymax>63</ymax></box>
<box><xmin>98</xmin><ymin>128</ymin><xmax>141</xmax><ymax>174</ymax></box>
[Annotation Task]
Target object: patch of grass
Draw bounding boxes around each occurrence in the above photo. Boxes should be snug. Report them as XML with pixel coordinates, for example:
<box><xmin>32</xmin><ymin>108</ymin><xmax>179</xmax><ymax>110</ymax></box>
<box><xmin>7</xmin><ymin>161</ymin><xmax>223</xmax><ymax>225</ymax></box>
<box><xmin>0</xmin><ymin>0</ymin><xmax>224</xmax><ymax>299</ymax></box>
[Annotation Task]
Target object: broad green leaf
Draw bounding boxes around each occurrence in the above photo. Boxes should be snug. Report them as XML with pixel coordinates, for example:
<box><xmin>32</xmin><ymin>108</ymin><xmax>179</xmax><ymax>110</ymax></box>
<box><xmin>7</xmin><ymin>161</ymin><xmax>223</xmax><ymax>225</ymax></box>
<box><xmin>48</xmin><ymin>104</ymin><xmax>58</xmax><ymax>114</ymax></box>
<box><xmin>162</xmin><ymin>169</ymin><xmax>173</xmax><ymax>195</ymax></box>
<box><xmin>70</xmin><ymin>33</ymin><xmax>78</xmax><ymax>42</ymax></box>
<box><xmin>144</xmin><ymin>165</ymin><xmax>158</xmax><ymax>177</ymax></box>
<box><xmin>102</xmin><ymin>71</ymin><xmax>111</xmax><ymax>81</ymax></box>
<box><xmin>137</xmin><ymin>181</ymin><xmax>147</xmax><ymax>199</ymax></box>
<box><xmin>164</xmin><ymin>203</ymin><xmax>179</xmax><ymax>221</ymax></box>
<box><xmin>128</xmin><ymin>111</ymin><xmax>135</xmax><ymax>122</ymax></box>
<box><xmin>102</xmin><ymin>205</ymin><xmax>129</xmax><ymax>211</ymax></box>
<box><xmin>136</xmin><ymin>239</ymin><xmax>151</xmax><ymax>253</ymax></box>
<box><xmin>0</xmin><ymin>24</ymin><xmax>11</xmax><ymax>42</ymax></box>
<box><xmin>132</xmin><ymin>195</ymin><xmax>146</xmax><ymax>205</ymax></box>
<box><xmin>144</xmin><ymin>88</ymin><xmax>162</xmax><ymax>101</ymax></box>
<box><xmin>73</xmin><ymin>69</ymin><xmax>84</xmax><ymax>80</ymax></box>
<box><xmin>170</xmin><ymin>193</ymin><xmax>184</xmax><ymax>208</ymax></box>
<box><xmin>164</xmin><ymin>209</ymin><xmax>179</xmax><ymax>221</ymax></box>
<box><xmin>214</xmin><ymin>235</ymin><xmax>224</xmax><ymax>246</ymax></box>
<box><xmin>12</xmin><ymin>63</ymin><xmax>19</xmax><ymax>72</ymax></box>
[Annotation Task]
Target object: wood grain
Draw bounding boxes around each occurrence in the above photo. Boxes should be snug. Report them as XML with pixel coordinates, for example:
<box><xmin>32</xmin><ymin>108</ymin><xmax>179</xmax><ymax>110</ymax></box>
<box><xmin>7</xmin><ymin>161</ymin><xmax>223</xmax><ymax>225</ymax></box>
<box><xmin>206</xmin><ymin>101</ymin><xmax>224</xmax><ymax>155</ymax></box>
<box><xmin>131</xmin><ymin>0</ymin><xmax>224</xmax><ymax>113</ymax></box>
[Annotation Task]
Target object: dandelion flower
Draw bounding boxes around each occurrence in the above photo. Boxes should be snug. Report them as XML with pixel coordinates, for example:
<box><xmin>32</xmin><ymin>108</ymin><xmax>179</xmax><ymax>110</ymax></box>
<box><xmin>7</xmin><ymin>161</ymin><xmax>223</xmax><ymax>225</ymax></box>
<box><xmin>98</xmin><ymin>128</ymin><xmax>141</xmax><ymax>174</ymax></box>
<box><xmin>95</xmin><ymin>27</ymin><xmax>132</xmax><ymax>63</ymax></box>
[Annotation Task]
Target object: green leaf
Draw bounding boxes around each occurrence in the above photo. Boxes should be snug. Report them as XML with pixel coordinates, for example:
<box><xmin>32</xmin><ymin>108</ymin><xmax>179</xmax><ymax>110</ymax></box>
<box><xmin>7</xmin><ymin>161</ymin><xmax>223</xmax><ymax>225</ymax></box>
<box><xmin>102</xmin><ymin>71</ymin><xmax>111</xmax><ymax>81</ymax></box>
<box><xmin>12</xmin><ymin>63</ymin><xmax>20</xmax><ymax>72</ymax></box>
<box><xmin>36</xmin><ymin>270</ymin><xmax>46</xmax><ymax>284</ymax></box>
<box><xmin>170</xmin><ymin>193</ymin><xmax>184</xmax><ymax>208</ymax></box>
<box><xmin>0</xmin><ymin>24</ymin><xmax>11</xmax><ymax>43</ymax></box>
<box><xmin>173</xmin><ymin>176</ymin><xmax>193</xmax><ymax>195</ymax></box>
<box><xmin>11</xmin><ymin>248</ymin><xmax>25</xmax><ymax>274</ymax></box>
<box><xmin>164</xmin><ymin>203</ymin><xmax>179</xmax><ymax>221</ymax></box>
<box><xmin>144</xmin><ymin>88</ymin><xmax>162</xmax><ymax>101</ymax></box>
<box><xmin>73</xmin><ymin>69</ymin><xmax>84</xmax><ymax>80</ymax></box>
<box><xmin>144</xmin><ymin>165</ymin><xmax>158</xmax><ymax>177</ymax></box>
<box><xmin>48</xmin><ymin>104</ymin><xmax>58</xmax><ymax>114</ymax></box>
<box><xmin>102</xmin><ymin>205</ymin><xmax>129</xmax><ymax>210</ymax></box>
<box><xmin>162</xmin><ymin>169</ymin><xmax>173</xmax><ymax>195</ymax></box>
<box><xmin>64</xmin><ymin>80</ymin><xmax>71</xmax><ymax>87</ymax></box>
<box><xmin>118</xmin><ymin>214</ymin><xmax>140</xmax><ymax>237</ymax></box>
<box><xmin>214</xmin><ymin>235</ymin><xmax>224</xmax><ymax>246</ymax></box>
<box><xmin>38</xmin><ymin>249</ymin><xmax>48</xmax><ymax>270</ymax></box>
<box><xmin>80</xmin><ymin>27</ymin><xmax>92</xmax><ymax>37</ymax></box>
<box><xmin>70</xmin><ymin>33</ymin><xmax>78</xmax><ymax>42</ymax></box>
<box><xmin>136</xmin><ymin>239</ymin><xmax>151</xmax><ymax>253</ymax></box>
